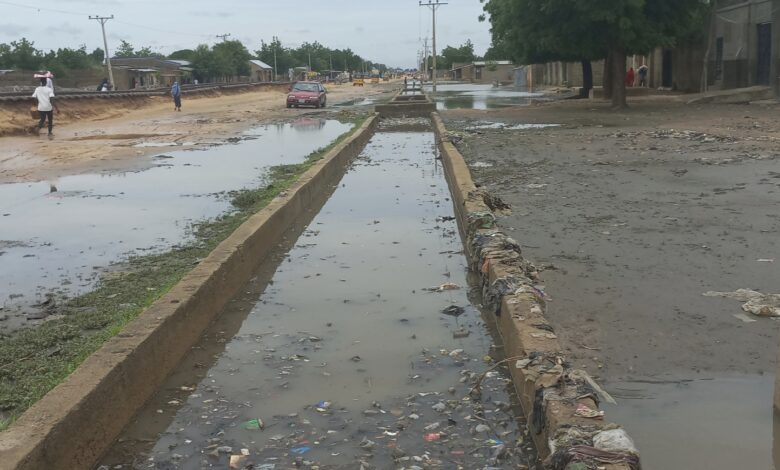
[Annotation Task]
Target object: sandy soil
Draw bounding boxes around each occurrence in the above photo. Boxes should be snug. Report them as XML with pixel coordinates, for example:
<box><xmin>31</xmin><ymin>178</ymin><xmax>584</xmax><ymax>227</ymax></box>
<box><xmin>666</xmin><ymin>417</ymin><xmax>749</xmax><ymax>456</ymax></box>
<box><xmin>0</xmin><ymin>83</ymin><xmax>394</xmax><ymax>183</ymax></box>
<box><xmin>443</xmin><ymin>98</ymin><xmax>780</xmax><ymax>382</ymax></box>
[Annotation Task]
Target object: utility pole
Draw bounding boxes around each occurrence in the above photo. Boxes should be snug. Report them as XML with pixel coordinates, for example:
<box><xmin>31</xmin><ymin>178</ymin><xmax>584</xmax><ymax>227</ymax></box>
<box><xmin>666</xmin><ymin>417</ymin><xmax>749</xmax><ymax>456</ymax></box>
<box><xmin>308</xmin><ymin>50</ymin><xmax>312</xmax><ymax>73</ymax></box>
<box><xmin>89</xmin><ymin>15</ymin><xmax>115</xmax><ymax>90</ymax></box>
<box><xmin>216</xmin><ymin>33</ymin><xmax>231</xmax><ymax>42</ymax></box>
<box><xmin>420</xmin><ymin>0</ymin><xmax>447</xmax><ymax>92</ymax></box>
<box><xmin>422</xmin><ymin>37</ymin><xmax>429</xmax><ymax>82</ymax></box>
<box><xmin>271</xmin><ymin>36</ymin><xmax>279</xmax><ymax>82</ymax></box>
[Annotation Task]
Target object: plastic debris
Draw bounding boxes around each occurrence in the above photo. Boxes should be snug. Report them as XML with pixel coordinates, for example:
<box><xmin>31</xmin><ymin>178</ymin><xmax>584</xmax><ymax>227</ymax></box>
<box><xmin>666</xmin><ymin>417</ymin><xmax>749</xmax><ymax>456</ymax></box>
<box><xmin>229</xmin><ymin>454</ymin><xmax>247</xmax><ymax>468</ymax></box>
<box><xmin>593</xmin><ymin>429</ymin><xmax>638</xmax><ymax>454</ymax></box>
<box><xmin>315</xmin><ymin>400</ymin><xmax>332</xmax><ymax>412</ymax></box>
<box><xmin>242</xmin><ymin>418</ymin><xmax>264</xmax><ymax>430</ymax></box>
<box><xmin>441</xmin><ymin>305</ymin><xmax>465</xmax><ymax>317</ymax></box>
<box><xmin>290</xmin><ymin>446</ymin><xmax>311</xmax><ymax>455</ymax></box>
<box><xmin>703</xmin><ymin>289</ymin><xmax>780</xmax><ymax>317</ymax></box>
<box><xmin>425</xmin><ymin>282</ymin><xmax>461</xmax><ymax>292</ymax></box>
<box><xmin>424</xmin><ymin>433</ymin><xmax>441</xmax><ymax>442</ymax></box>
<box><xmin>574</xmin><ymin>403</ymin><xmax>604</xmax><ymax>419</ymax></box>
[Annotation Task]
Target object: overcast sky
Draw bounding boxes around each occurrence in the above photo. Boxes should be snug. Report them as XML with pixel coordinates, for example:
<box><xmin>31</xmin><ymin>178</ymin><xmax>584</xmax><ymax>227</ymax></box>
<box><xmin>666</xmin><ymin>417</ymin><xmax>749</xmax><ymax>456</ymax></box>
<box><xmin>0</xmin><ymin>0</ymin><xmax>492</xmax><ymax>68</ymax></box>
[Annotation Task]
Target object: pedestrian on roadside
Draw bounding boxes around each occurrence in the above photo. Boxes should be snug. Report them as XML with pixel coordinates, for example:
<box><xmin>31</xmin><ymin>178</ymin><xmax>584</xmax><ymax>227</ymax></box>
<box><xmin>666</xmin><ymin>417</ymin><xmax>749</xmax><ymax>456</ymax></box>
<box><xmin>637</xmin><ymin>65</ymin><xmax>648</xmax><ymax>87</ymax></box>
<box><xmin>31</xmin><ymin>77</ymin><xmax>58</xmax><ymax>136</ymax></box>
<box><xmin>171</xmin><ymin>80</ymin><xmax>182</xmax><ymax>111</ymax></box>
<box><xmin>625</xmin><ymin>67</ymin><xmax>635</xmax><ymax>87</ymax></box>
<box><xmin>97</xmin><ymin>78</ymin><xmax>109</xmax><ymax>92</ymax></box>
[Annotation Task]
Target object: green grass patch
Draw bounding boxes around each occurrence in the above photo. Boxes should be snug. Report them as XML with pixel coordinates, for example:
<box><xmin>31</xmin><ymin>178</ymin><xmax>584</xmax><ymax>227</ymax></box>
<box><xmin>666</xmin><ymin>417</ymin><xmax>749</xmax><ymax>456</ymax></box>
<box><xmin>0</xmin><ymin>112</ymin><xmax>369</xmax><ymax>430</ymax></box>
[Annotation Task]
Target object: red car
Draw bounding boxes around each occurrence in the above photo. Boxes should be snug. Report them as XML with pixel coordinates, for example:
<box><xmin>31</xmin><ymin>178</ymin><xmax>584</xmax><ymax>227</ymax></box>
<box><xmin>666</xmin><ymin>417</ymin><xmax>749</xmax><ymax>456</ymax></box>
<box><xmin>286</xmin><ymin>81</ymin><xmax>327</xmax><ymax>108</ymax></box>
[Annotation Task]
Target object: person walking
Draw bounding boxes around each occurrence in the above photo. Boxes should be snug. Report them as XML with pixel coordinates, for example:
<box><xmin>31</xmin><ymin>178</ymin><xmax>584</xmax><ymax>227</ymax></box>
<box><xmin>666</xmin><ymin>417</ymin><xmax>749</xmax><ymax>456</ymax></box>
<box><xmin>97</xmin><ymin>78</ymin><xmax>109</xmax><ymax>92</ymax></box>
<box><xmin>31</xmin><ymin>77</ymin><xmax>58</xmax><ymax>136</ymax></box>
<box><xmin>171</xmin><ymin>80</ymin><xmax>182</xmax><ymax>111</ymax></box>
<box><xmin>637</xmin><ymin>65</ymin><xmax>649</xmax><ymax>87</ymax></box>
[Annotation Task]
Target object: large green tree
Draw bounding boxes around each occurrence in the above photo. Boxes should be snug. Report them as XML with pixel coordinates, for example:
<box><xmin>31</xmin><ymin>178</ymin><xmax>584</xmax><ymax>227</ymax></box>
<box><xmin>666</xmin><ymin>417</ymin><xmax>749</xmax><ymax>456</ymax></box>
<box><xmin>481</xmin><ymin>0</ymin><xmax>708</xmax><ymax>107</ymax></box>
<box><xmin>439</xmin><ymin>40</ymin><xmax>478</xmax><ymax>69</ymax></box>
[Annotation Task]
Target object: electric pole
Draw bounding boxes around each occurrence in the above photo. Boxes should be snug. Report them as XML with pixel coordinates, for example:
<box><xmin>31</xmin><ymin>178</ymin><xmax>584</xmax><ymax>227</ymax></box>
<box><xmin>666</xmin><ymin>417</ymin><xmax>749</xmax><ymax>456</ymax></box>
<box><xmin>419</xmin><ymin>0</ymin><xmax>447</xmax><ymax>92</ymax></box>
<box><xmin>89</xmin><ymin>15</ymin><xmax>115</xmax><ymax>90</ymax></box>
<box><xmin>422</xmin><ymin>37</ymin><xmax>429</xmax><ymax>82</ymax></box>
<box><xmin>216</xmin><ymin>33</ymin><xmax>231</xmax><ymax>42</ymax></box>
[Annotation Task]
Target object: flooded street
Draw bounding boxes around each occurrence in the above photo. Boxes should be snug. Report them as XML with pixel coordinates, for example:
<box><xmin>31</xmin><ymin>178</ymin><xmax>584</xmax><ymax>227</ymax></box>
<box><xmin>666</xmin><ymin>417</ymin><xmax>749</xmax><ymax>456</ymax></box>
<box><xmin>99</xmin><ymin>123</ymin><xmax>536</xmax><ymax>469</ymax></box>
<box><xmin>0</xmin><ymin>118</ymin><xmax>352</xmax><ymax>332</ymax></box>
<box><xmin>426</xmin><ymin>84</ymin><xmax>543</xmax><ymax>111</ymax></box>
<box><xmin>445</xmin><ymin>100</ymin><xmax>780</xmax><ymax>470</ymax></box>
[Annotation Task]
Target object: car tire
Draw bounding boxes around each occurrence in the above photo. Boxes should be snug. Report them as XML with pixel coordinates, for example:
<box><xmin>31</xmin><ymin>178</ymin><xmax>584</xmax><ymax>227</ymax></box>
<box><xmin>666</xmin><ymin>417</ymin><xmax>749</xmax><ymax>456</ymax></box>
<box><xmin>286</xmin><ymin>103</ymin><xmax>291</xmax><ymax>108</ymax></box>
<box><xmin>321</xmin><ymin>99</ymin><xmax>326</xmax><ymax>108</ymax></box>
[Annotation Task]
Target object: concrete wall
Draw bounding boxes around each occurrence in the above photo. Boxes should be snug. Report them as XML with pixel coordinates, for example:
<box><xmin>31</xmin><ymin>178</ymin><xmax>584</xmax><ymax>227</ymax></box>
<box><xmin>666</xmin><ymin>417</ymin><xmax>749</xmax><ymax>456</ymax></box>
<box><xmin>711</xmin><ymin>0</ymin><xmax>779</xmax><ymax>92</ymax></box>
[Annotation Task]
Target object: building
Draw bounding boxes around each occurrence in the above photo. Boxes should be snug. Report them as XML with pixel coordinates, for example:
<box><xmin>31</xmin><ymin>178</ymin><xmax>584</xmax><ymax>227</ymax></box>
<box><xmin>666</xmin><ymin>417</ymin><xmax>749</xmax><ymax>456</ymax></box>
<box><xmin>710</xmin><ymin>0</ymin><xmax>780</xmax><ymax>93</ymax></box>
<box><xmin>249</xmin><ymin>59</ymin><xmax>273</xmax><ymax>82</ymax></box>
<box><xmin>109</xmin><ymin>57</ymin><xmax>193</xmax><ymax>90</ymax></box>
<box><xmin>451</xmin><ymin>61</ymin><xmax>516</xmax><ymax>84</ymax></box>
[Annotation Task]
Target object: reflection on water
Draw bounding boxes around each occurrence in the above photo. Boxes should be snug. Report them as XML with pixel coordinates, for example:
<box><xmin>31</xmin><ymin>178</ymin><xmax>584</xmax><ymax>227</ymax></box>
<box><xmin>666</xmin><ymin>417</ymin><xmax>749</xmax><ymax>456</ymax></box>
<box><xmin>0</xmin><ymin>118</ymin><xmax>352</xmax><ymax>332</ymax></box>
<box><xmin>604</xmin><ymin>375</ymin><xmax>777</xmax><ymax>469</ymax></box>
<box><xmin>426</xmin><ymin>83</ymin><xmax>544</xmax><ymax>110</ymax></box>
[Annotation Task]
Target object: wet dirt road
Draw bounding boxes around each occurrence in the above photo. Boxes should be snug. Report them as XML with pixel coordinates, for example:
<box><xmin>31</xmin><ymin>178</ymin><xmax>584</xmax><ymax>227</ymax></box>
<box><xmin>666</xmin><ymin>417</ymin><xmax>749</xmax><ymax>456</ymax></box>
<box><xmin>0</xmin><ymin>118</ymin><xmax>353</xmax><ymax>332</ymax></box>
<box><xmin>444</xmin><ymin>99</ymin><xmax>780</xmax><ymax>469</ymax></box>
<box><xmin>98</xmin><ymin>122</ymin><xmax>536</xmax><ymax>469</ymax></box>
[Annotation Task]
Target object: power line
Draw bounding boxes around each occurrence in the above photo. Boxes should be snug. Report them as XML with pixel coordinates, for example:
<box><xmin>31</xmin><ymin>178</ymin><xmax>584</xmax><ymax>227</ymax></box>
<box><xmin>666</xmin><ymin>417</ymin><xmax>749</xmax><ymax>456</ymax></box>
<box><xmin>216</xmin><ymin>33</ymin><xmax>231</xmax><ymax>42</ymax></box>
<box><xmin>0</xmin><ymin>0</ymin><xmax>89</xmax><ymax>17</ymax></box>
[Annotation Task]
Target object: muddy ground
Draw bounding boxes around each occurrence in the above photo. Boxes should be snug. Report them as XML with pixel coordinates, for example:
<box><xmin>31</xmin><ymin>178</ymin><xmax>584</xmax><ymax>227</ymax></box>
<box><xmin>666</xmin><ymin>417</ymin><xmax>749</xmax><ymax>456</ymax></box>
<box><xmin>442</xmin><ymin>97</ymin><xmax>780</xmax><ymax>468</ymax></box>
<box><xmin>0</xmin><ymin>82</ymin><xmax>394</xmax><ymax>184</ymax></box>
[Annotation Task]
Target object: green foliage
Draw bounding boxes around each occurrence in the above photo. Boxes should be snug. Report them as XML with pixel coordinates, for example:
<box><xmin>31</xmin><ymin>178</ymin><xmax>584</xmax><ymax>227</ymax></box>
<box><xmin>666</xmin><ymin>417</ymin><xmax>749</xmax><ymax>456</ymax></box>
<box><xmin>213</xmin><ymin>40</ymin><xmax>252</xmax><ymax>76</ymax></box>
<box><xmin>169</xmin><ymin>49</ymin><xmax>195</xmax><ymax>61</ymax></box>
<box><xmin>0</xmin><ymin>38</ymin><xmax>105</xmax><ymax>75</ymax></box>
<box><xmin>439</xmin><ymin>40</ymin><xmax>478</xmax><ymax>69</ymax></box>
<box><xmin>254</xmin><ymin>37</ymin><xmax>386</xmax><ymax>75</ymax></box>
<box><xmin>113</xmin><ymin>40</ymin><xmax>163</xmax><ymax>59</ymax></box>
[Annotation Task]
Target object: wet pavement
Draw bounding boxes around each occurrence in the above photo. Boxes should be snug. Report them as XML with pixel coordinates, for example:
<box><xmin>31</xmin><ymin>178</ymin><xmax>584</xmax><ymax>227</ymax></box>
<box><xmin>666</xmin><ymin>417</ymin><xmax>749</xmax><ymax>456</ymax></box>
<box><xmin>426</xmin><ymin>84</ymin><xmax>543</xmax><ymax>111</ymax></box>
<box><xmin>99</xmin><ymin>123</ymin><xmax>537</xmax><ymax>469</ymax></box>
<box><xmin>446</xmin><ymin>105</ymin><xmax>780</xmax><ymax>469</ymax></box>
<box><xmin>0</xmin><ymin>118</ymin><xmax>353</xmax><ymax>332</ymax></box>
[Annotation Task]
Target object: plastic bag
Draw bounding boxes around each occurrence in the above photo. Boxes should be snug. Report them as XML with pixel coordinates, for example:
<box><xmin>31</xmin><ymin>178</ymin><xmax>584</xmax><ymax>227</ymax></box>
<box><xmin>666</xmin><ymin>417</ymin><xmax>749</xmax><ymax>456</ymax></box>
<box><xmin>592</xmin><ymin>428</ymin><xmax>638</xmax><ymax>454</ymax></box>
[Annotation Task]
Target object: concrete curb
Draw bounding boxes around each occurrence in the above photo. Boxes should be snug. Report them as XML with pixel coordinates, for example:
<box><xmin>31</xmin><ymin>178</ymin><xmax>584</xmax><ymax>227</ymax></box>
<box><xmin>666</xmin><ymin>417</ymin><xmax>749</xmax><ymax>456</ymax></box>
<box><xmin>375</xmin><ymin>90</ymin><xmax>436</xmax><ymax>118</ymax></box>
<box><xmin>432</xmin><ymin>113</ymin><xmax>640</xmax><ymax>470</ymax></box>
<box><xmin>0</xmin><ymin>115</ymin><xmax>379</xmax><ymax>470</ymax></box>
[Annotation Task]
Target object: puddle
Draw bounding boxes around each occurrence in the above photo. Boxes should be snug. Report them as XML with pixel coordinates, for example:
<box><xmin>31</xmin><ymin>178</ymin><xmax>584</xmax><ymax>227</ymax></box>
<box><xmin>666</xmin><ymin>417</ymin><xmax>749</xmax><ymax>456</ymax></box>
<box><xmin>466</xmin><ymin>122</ymin><xmax>561</xmax><ymax>131</ymax></box>
<box><xmin>132</xmin><ymin>142</ymin><xmax>191</xmax><ymax>148</ymax></box>
<box><xmin>100</xmin><ymin>130</ymin><xmax>536</xmax><ymax>469</ymax></box>
<box><xmin>427</xmin><ymin>84</ymin><xmax>543</xmax><ymax>110</ymax></box>
<box><xmin>604</xmin><ymin>375</ymin><xmax>778</xmax><ymax>469</ymax></box>
<box><xmin>334</xmin><ymin>98</ymin><xmax>375</xmax><ymax>107</ymax></box>
<box><xmin>0</xmin><ymin>118</ymin><xmax>353</xmax><ymax>332</ymax></box>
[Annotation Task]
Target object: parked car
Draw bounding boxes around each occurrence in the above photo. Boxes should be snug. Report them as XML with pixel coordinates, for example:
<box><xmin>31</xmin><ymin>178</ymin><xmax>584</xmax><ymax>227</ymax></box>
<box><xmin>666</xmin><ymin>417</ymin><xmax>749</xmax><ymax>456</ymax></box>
<box><xmin>286</xmin><ymin>81</ymin><xmax>327</xmax><ymax>108</ymax></box>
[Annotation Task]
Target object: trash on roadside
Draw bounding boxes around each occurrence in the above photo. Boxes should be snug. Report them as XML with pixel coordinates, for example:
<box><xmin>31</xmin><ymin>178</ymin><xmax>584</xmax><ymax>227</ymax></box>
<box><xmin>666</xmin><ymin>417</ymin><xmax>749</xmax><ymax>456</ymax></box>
<box><xmin>574</xmin><ymin>403</ymin><xmax>604</xmax><ymax>420</ymax></box>
<box><xmin>703</xmin><ymin>289</ymin><xmax>780</xmax><ymax>317</ymax></box>
<box><xmin>229</xmin><ymin>454</ymin><xmax>247</xmax><ymax>468</ymax></box>
<box><xmin>424</xmin><ymin>282</ymin><xmax>460</xmax><ymax>292</ymax></box>
<box><xmin>441</xmin><ymin>305</ymin><xmax>465</xmax><ymax>317</ymax></box>
<box><xmin>453</xmin><ymin>328</ymin><xmax>470</xmax><ymax>339</ymax></box>
<box><xmin>424</xmin><ymin>432</ymin><xmax>441</xmax><ymax>442</ymax></box>
<box><xmin>315</xmin><ymin>400</ymin><xmax>332</xmax><ymax>412</ymax></box>
<box><xmin>592</xmin><ymin>429</ymin><xmax>638</xmax><ymax>454</ymax></box>
<box><xmin>290</xmin><ymin>446</ymin><xmax>311</xmax><ymax>455</ymax></box>
<box><xmin>242</xmin><ymin>418</ymin><xmax>264</xmax><ymax>430</ymax></box>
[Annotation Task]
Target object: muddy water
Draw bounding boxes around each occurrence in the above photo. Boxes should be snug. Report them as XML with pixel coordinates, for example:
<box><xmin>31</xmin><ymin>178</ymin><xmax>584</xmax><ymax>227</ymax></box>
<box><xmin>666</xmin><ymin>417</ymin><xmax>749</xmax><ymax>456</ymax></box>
<box><xmin>604</xmin><ymin>375</ymin><xmax>778</xmax><ymax>469</ymax></box>
<box><xmin>0</xmin><ymin>118</ymin><xmax>352</xmax><ymax>332</ymax></box>
<box><xmin>99</xmin><ymin>125</ymin><xmax>535</xmax><ymax>469</ymax></box>
<box><xmin>427</xmin><ymin>84</ymin><xmax>543</xmax><ymax>111</ymax></box>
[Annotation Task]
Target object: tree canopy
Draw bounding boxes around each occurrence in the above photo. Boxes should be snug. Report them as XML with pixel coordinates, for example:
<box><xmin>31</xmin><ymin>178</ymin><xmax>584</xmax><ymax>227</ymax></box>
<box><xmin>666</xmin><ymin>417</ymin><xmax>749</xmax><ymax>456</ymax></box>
<box><xmin>0</xmin><ymin>38</ymin><xmax>105</xmax><ymax>77</ymax></box>
<box><xmin>255</xmin><ymin>37</ymin><xmax>386</xmax><ymax>75</ymax></box>
<box><xmin>438</xmin><ymin>40</ymin><xmax>479</xmax><ymax>69</ymax></box>
<box><xmin>113</xmin><ymin>40</ymin><xmax>164</xmax><ymax>59</ymax></box>
<box><xmin>480</xmin><ymin>0</ymin><xmax>709</xmax><ymax>107</ymax></box>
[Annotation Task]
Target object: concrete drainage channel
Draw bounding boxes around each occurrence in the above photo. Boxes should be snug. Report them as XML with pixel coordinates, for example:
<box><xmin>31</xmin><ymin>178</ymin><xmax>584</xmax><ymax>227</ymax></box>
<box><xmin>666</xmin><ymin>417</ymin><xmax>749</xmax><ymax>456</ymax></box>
<box><xmin>0</xmin><ymin>99</ymin><xmax>640</xmax><ymax>469</ymax></box>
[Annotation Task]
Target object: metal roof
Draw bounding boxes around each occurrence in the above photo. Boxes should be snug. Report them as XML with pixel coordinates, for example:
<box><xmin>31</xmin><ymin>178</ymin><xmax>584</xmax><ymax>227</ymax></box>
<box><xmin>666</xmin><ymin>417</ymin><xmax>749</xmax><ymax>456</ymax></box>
<box><xmin>249</xmin><ymin>59</ymin><xmax>273</xmax><ymax>69</ymax></box>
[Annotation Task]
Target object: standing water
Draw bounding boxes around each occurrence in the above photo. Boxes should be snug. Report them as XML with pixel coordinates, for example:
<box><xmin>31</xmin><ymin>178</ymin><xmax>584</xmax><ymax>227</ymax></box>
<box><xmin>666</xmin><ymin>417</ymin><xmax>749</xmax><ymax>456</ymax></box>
<box><xmin>99</xmin><ymin>121</ymin><xmax>536</xmax><ymax>469</ymax></box>
<box><xmin>0</xmin><ymin>118</ymin><xmax>352</xmax><ymax>332</ymax></box>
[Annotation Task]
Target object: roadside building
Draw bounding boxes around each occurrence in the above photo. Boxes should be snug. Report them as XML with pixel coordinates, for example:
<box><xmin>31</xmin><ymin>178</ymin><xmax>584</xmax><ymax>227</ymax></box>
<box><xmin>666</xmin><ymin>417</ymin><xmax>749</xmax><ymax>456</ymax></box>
<box><xmin>451</xmin><ymin>61</ymin><xmax>515</xmax><ymax>84</ymax></box>
<box><xmin>709</xmin><ymin>0</ymin><xmax>780</xmax><ymax>93</ymax></box>
<box><xmin>110</xmin><ymin>58</ymin><xmax>193</xmax><ymax>90</ymax></box>
<box><xmin>249</xmin><ymin>59</ymin><xmax>273</xmax><ymax>82</ymax></box>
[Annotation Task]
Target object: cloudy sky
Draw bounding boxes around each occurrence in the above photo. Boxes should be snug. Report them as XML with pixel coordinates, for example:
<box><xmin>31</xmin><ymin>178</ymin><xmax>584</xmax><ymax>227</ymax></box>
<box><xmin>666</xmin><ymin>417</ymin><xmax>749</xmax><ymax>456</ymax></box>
<box><xmin>0</xmin><ymin>0</ymin><xmax>492</xmax><ymax>68</ymax></box>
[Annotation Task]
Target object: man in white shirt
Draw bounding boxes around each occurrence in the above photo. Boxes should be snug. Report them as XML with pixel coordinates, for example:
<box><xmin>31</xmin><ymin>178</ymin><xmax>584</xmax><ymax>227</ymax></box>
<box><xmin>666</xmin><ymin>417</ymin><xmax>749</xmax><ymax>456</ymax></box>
<box><xmin>31</xmin><ymin>78</ymin><xmax>59</xmax><ymax>136</ymax></box>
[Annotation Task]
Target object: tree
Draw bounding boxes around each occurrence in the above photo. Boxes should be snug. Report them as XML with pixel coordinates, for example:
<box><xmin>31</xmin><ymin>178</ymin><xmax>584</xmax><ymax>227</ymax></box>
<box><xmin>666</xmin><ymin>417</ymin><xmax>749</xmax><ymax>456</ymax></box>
<box><xmin>90</xmin><ymin>47</ymin><xmax>104</xmax><ymax>64</ymax></box>
<box><xmin>480</xmin><ymin>0</ymin><xmax>708</xmax><ymax>108</ymax></box>
<box><xmin>8</xmin><ymin>38</ymin><xmax>43</xmax><ymax>70</ymax></box>
<box><xmin>169</xmin><ymin>49</ymin><xmax>195</xmax><ymax>61</ymax></box>
<box><xmin>440</xmin><ymin>40</ymin><xmax>477</xmax><ymax>69</ymax></box>
<box><xmin>114</xmin><ymin>40</ymin><xmax>136</xmax><ymax>58</ymax></box>
<box><xmin>213</xmin><ymin>40</ymin><xmax>251</xmax><ymax>77</ymax></box>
